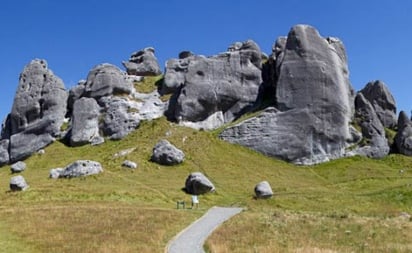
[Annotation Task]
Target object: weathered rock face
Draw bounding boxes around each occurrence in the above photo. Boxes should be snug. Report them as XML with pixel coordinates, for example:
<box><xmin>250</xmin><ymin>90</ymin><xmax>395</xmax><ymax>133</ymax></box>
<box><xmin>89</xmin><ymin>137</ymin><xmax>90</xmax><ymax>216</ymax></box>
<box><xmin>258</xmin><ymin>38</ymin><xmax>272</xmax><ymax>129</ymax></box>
<box><xmin>84</xmin><ymin>64</ymin><xmax>133</xmax><ymax>99</ymax></box>
<box><xmin>184</xmin><ymin>172</ymin><xmax>215</xmax><ymax>195</ymax></box>
<box><xmin>122</xmin><ymin>47</ymin><xmax>161</xmax><ymax>76</ymax></box>
<box><xmin>163</xmin><ymin>40</ymin><xmax>263</xmax><ymax>129</ymax></box>
<box><xmin>359</xmin><ymin>80</ymin><xmax>397</xmax><ymax>129</ymax></box>
<box><xmin>10</xmin><ymin>175</ymin><xmax>29</xmax><ymax>191</ymax></box>
<box><xmin>151</xmin><ymin>140</ymin><xmax>184</xmax><ymax>165</ymax></box>
<box><xmin>2</xmin><ymin>59</ymin><xmax>68</xmax><ymax>162</ymax></box>
<box><xmin>394</xmin><ymin>111</ymin><xmax>412</xmax><ymax>156</ymax></box>
<box><xmin>352</xmin><ymin>93</ymin><xmax>389</xmax><ymax>158</ymax></box>
<box><xmin>254</xmin><ymin>181</ymin><xmax>273</xmax><ymax>199</ymax></box>
<box><xmin>50</xmin><ymin>160</ymin><xmax>103</xmax><ymax>178</ymax></box>
<box><xmin>70</xmin><ymin>97</ymin><xmax>100</xmax><ymax>146</ymax></box>
<box><xmin>100</xmin><ymin>96</ymin><xmax>140</xmax><ymax>140</ymax></box>
<box><xmin>221</xmin><ymin>25</ymin><xmax>355</xmax><ymax>165</ymax></box>
<box><xmin>0</xmin><ymin>139</ymin><xmax>9</xmax><ymax>166</ymax></box>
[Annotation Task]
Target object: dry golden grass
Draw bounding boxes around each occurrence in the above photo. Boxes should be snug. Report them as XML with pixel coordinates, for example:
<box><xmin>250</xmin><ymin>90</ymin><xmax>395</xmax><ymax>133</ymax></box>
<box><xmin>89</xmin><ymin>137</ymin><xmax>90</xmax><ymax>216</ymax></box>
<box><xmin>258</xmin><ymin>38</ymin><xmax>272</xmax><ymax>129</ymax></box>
<box><xmin>0</xmin><ymin>202</ymin><xmax>199</xmax><ymax>253</ymax></box>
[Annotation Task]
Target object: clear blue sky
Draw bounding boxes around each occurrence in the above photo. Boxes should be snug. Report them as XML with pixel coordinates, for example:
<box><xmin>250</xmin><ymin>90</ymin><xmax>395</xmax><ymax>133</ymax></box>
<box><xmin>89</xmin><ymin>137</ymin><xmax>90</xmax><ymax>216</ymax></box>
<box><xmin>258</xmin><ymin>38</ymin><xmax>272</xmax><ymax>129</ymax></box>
<box><xmin>1</xmin><ymin>0</ymin><xmax>411</xmax><ymax>123</ymax></box>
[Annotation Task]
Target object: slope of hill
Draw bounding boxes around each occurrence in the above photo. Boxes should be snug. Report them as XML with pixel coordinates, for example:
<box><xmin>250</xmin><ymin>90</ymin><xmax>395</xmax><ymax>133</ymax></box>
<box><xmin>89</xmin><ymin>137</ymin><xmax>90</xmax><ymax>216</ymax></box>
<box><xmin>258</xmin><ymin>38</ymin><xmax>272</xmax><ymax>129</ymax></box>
<box><xmin>0</xmin><ymin>115</ymin><xmax>412</xmax><ymax>252</ymax></box>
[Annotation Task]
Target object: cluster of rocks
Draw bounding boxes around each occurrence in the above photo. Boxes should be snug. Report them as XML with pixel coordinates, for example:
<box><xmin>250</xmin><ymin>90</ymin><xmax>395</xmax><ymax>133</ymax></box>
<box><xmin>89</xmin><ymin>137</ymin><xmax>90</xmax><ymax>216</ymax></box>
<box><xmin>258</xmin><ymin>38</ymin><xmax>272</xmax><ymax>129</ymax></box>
<box><xmin>0</xmin><ymin>24</ymin><xmax>411</xmax><ymax>168</ymax></box>
<box><xmin>0</xmin><ymin>48</ymin><xmax>165</xmax><ymax>166</ymax></box>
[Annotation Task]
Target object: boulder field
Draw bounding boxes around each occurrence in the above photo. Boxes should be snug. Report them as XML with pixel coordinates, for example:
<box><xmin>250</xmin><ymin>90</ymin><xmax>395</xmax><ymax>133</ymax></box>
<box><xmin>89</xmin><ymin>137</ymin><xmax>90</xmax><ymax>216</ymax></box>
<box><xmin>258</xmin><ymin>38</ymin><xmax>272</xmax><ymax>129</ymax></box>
<box><xmin>0</xmin><ymin>24</ymin><xmax>409</xmax><ymax>166</ymax></box>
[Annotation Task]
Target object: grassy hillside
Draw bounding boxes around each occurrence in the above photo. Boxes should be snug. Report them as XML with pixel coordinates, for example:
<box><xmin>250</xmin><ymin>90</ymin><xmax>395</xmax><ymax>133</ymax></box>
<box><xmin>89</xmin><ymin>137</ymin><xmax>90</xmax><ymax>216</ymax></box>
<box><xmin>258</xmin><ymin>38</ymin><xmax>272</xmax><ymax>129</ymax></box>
<box><xmin>0</xmin><ymin>78</ymin><xmax>411</xmax><ymax>252</ymax></box>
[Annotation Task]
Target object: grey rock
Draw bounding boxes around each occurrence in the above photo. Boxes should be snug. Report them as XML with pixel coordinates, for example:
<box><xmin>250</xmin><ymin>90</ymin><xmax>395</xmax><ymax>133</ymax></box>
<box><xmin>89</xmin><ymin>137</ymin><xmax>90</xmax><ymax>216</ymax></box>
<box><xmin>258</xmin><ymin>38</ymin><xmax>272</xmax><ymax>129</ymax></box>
<box><xmin>151</xmin><ymin>139</ymin><xmax>184</xmax><ymax>165</ymax></box>
<box><xmin>90</xmin><ymin>136</ymin><xmax>105</xmax><ymax>146</ymax></box>
<box><xmin>0</xmin><ymin>139</ymin><xmax>9</xmax><ymax>166</ymax></box>
<box><xmin>10</xmin><ymin>175</ymin><xmax>29</xmax><ymax>191</ymax></box>
<box><xmin>254</xmin><ymin>181</ymin><xmax>273</xmax><ymax>199</ymax></box>
<box><xmin>10</xmin><ymin>131</ymin><xmax>55</xmax><ymax>162</ymax></box>
<box><xmin>178</xmin><ymin>51</ymin><xmax>194</xmax><ymax>59</ymax></box>
<box><xmin>395</xmin><ymin>111</ymin><xmax>412</xmax><ymax>155</ymax></box>
<box><xmin>163</xmin><ymin>40</ymin><xmax>262</xmax><ymax>129</ymax></box>
<box><xmin>100</xmin><ymin>96</ymin><xmax>140</xmax><ymax>140</ymax></box>
<box><xmin>84</xmin><ymin>63</ymin><xmax>133</xmax><ymax>99</ymax></box>
<box><xmin>220</xmin><ymin>25</ymin><xmax>355</xmax><ymax>165</ymax></box>
<box><xmin>352</xmin><ymin>93</ymin><xmax>389</xmax><ymax>158</ymax></box>
<box><xmin>37</xmin><ymin>149</ymin><xmax>45</xmax><ymax>155</ymax></box>
<box><xmin>11</xmin><ymin>161</ymin><xmax>26</xmax><ymax>173</ymax></box>
<box><xmin>122</xmin><ymin>47</ymin><xmax>161</xmax><ymax>76</ymax></box>
<box><xmin>130</xmin><ymin>91</ymin><xmax>167</xmax><ymax>121</ymax></box>
<box><xmin>184</xmin><ymin>172</ymin><xmax>215</xmax><ymax>195</ymax></box>
<box><xmin>6</xmin><ymin>59</ymin><xmax>67</xmax><ymax>162</ymax></box>
<box><xmin>70</xmin><ymin>97</ymin><xmax>100</xmax><ymax>146</ymax></box>
<box><xmin>359</xmin><ymin>80</ymin><xmax>397</xmax><ymax>129</ymax></box>
<box><xmin>56</xmin><ymin>160</ymin><xmax>103</xmax><ymax>178</ymax></box>
<box><xmin>67</xmin><ymin>80</ymin><xmax>86</xmax><ymax>114</ymax></box>
<box><xmin>49</xmin><ymin>168</ymin><xmax>64</xmax><ymax>179</ymax></box>
<box><xmin>122</xmin><ymin>160</ymin><xmax>137</xmax><ymax>169</ymax></box>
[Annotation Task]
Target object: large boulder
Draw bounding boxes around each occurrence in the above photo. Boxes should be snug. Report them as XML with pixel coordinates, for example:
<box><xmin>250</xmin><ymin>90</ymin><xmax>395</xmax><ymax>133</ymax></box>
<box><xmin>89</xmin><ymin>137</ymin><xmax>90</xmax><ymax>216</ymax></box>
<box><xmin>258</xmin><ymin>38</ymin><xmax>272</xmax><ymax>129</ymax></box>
<box><xmin>70</xmin><ymin>97</ymin><xmax>101</xmax><ymax>146</ymax></box>
<box><xmin>151</xmin><ymin>140</ymin><xmax>184</xmax><ymax>165</ymax></box>
<box><xmin>50</xmin><ymin>160</ymin><xmax>103</xmax><ymax>178</ymax></box>
<box><xmin>99</xmin><ymin>96</ymin><xmax>140</xmax><ymax>140</ymax></box>
<box><xmin>394</xmin><ymin>111</ymin><xmax>412</xmax><ymax>156</ymax></box>
<box><xmin>122</xmin><ymin>47</ymin><xmax>161</xmax><ymax>76</ymax></box>
<box><xmin>10</xmin><ymin>175</ymin><xmax>29</xmax><ymax>191</ymax></box>
<box><xmin>221</xmin><ymin>25</ymin><xmax>355</xmax><ymax>165</ymax></box>
<box><xmin>5</xmin><ymin>59</ymin><xmax>67</xmax><ymax>162</ymax></box>
<box><xmin>163</xmin><ymin>40</ymin><xmax>263</xmax><ymax>129</ymax></box>
<box><xmin>83</xmin><ymin>63</ymin><xmax>133</xmax><ymax>99</ymax></box>
<box><xmin>352</xmin><ymin>93</ymin><xmax>389</xmax><ymax>158</ymax></box>
<box><xmin>254</xmin><ymin>181</ymin><xmax>273</xmax><ymax>199</ymax></box>
<box><xmin>359</xmin><ymin>80</ymin><xmax>397</xmax><ymax>129</ymax></box>
<box><xmin>184</xmin><ymin>172</ymin><xmax>215</xmax><ymax>195</ymax></box>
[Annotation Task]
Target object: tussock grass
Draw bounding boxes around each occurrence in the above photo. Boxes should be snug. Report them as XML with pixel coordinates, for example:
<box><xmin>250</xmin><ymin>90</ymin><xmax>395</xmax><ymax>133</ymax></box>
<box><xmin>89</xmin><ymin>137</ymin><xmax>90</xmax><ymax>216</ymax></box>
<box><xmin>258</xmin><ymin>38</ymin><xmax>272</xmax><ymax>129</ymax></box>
<box><xmin>0</xmin><ymin>79</ymin><xmax>412</xmax><ymax>251</ymax></box>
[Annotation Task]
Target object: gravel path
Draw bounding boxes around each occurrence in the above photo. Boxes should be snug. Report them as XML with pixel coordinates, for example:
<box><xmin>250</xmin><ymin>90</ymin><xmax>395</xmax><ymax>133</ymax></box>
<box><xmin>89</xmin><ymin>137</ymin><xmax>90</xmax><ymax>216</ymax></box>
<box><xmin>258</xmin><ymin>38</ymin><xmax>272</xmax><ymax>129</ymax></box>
<box><xmin>166</xmin><ymin>206</ymin><xmax>243</xmax><ymax>253</ymax></box>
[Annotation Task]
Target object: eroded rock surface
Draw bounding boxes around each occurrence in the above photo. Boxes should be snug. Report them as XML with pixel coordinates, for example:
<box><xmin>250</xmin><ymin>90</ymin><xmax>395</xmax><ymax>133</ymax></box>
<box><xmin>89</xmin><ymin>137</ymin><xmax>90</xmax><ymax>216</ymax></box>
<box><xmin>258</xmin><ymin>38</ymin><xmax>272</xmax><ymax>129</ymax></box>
<box><xmin>394</xmin><ymin>111</ymin><xmax>412</xmax><ymax>156</ymax></box>
<box><xmin>122</xmin><ymin>47</ymin><xmax>161</xmax><ymax>76</ymax></box>
<box><xmin>184</xmin><ymin>172</ymin><xmax>215</xmax><ymax>195</ymax></box>
<box><xmin>151</xmin><ymin>140</ymin><xmax>184</xmax><ymax>165</ymax></box>
<box><xmin>163</xmin><ymin>40</ymin><xmax>263</xmax><ymax>129</ymax></box>
<box><xmin>221</xmin><ymin>25</ymin><xmax>355</xmax><ymax>165</ymax></box>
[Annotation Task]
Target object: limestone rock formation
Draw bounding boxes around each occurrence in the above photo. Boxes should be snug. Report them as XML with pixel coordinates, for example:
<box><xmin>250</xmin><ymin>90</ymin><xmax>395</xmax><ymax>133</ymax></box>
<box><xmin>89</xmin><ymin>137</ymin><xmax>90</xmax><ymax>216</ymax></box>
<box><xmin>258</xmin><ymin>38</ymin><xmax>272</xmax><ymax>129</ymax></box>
<box><xmin>70</xmin><ymin>97</ymin><xmax>101</xmax><ymax>146</ymax></box>
<box><xmin>84</xmin><ymin>63</ymin><xmax>133</xmax><ymax>98</ymax></box>
<box><xmin>11</xmin><ymin>161</ymin><xmax>26</xmax><ymax>173</ymax></box>
<box><xmin>394</xmin><ymin>111</ymin><xmax>412</xmax><ymax>155</ymax></box>
<box><xmin>359</xmin><ymin>80</ymin><xmax>397</xmax><ymax>129</ymax></box>
<box><xmin>151</xmin><ymin>140</ymin><xmax>184</xmax><ymax>165</ymax></box>
<box><xmin>10</xmin><ymin>175</ymin><xmax>29</xmax><ymax>191</ymax></box>
<box><xmin>352</xmin><ymin>93</ymin><xmax>389</xmax><ymax>158</ymax></box>
<box><xmin>122</xmin><ymin>47</ymin><xmax>161</xmax><ymax>76</ymax></box>
<box><xmin>100</xmin><ymin>96</ymin><xmax>140</xmax><ymax>140</ymax></box>
<box><xmin>254</xmin><ymin>181</ymin><xmax>273</xmax><ymax>199</ymax></box>
<box><xmin>2</xmin><ymin>59</ymin><xmax>67</xmax><ymax>162</ymax></box>
<box><xmin>184</xmin><ymin>172</ymin><xmax>215</xmax><ymax>195</ymax></box>
<box><xmin>163</xmin><ymin>40</ymin><xmax>263</xmax><ymax>129</ymax></box>
<box><xmin>221</xmin><ymin>25</ymin><xmax>355</xmax><ymax>165</ymax></box>
<box><xmin>0</xmin><ymin>139</ymin><xmax>9</xmax><ymax>166</ymax></box>
<box><xmin>51</xmin><ymin>160</ymin><xmax>103</xmax><ymax>178</ymax></box>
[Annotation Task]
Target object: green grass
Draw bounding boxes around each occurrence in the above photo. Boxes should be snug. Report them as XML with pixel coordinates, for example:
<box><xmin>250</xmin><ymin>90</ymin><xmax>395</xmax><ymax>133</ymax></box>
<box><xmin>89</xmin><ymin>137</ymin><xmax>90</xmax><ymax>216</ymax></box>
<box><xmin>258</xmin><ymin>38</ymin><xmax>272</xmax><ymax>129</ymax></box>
<box><xmin>1</xmin><ymin>109</ymin><xmax>412</xmax><ymax>251</ymax></box>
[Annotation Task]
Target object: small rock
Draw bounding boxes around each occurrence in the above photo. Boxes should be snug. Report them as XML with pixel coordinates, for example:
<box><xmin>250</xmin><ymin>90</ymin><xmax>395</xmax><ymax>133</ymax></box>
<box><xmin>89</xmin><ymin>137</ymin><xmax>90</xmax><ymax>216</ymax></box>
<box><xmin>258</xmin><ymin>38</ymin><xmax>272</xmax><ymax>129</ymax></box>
<box><xmin>49</xmin><ymin>168</ymin><xmax>65</xmax><ymax>179</ymax></box>
<box><xmin>122</xmin><ymin>160</ymin><xmax>137</xmax><ymax>169</ymax></box>
<box><xmin>10</xmin><ymin>175</ymin><xmax>29</xmax><ymax>191</ymax></box>
<box><xmin>91</xmin><ymin>136</ymin><xmax>105</xmax><ymax>146</ymax></box>
<box><xmin>151</xmin><ymin>140</ymin><xmax>184</xmax><ymax>165</ymax></box>
<box><xmin>184</xmin><ymin>172</ymin><xmax>215</xmax><ymax>195</ymax></box>
<box><xmin>10</xmin><ymin>161</ymin><xmax>26</xmax><ymax>173</ymax></box>
<box><xmin>37</xmin><ymin>149</ymin><xmax>45</xmax><ymax>155</ymax></box>
<box><xmin>254</xmin><ymin>181</ymin><xmax>273</xmax><ymax>199</ymax></box>
<box><xmin>53</xmin><ymin>160</ymin><xmax>103</xmax><ymax>178</ymax></box>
